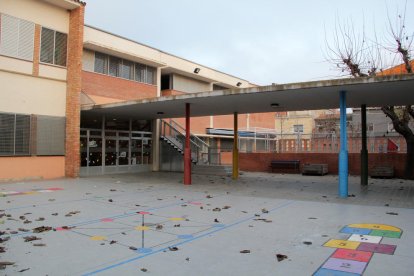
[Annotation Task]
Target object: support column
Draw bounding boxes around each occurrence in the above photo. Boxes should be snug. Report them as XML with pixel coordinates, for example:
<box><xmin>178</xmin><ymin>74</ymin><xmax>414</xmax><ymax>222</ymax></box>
<box><xmin>339</xmin><ymin>91</ymin><xmax>348</xmax><ymax>198</ymax></box>
<box><xmin>151</xmin><ymin>120</ymin><xmax>160</xmax><ymax>172</ymax></box>
<box><xmin>184</xmin><ymin>103</ymin><xmax>191</xmax><ymax>185</ymax></box>
<box><xmin>360</xmin><ymin>104</ymin><xmax>368</xmax><ymax>186</ymax></box>
<box><xmin>232</xmin><ymin>112</ymin><xmax>239</xmax><ymax>180</ymax></box>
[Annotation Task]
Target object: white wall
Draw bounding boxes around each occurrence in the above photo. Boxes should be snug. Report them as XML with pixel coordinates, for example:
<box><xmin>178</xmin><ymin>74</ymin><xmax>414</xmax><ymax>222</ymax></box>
<box><xmin>0</xmin><ymin>0</ymin><xmax>69</xmax><ymax>33</ymax></box>
<box><xmin>0</xmin><ymin>71</ymin><xmax>66</xmax><ymax>116</ymax></box>
<box><xmin>172</xmin><ymin>74</ymin><xmax>211</xmax><ymax>93</ymax></box>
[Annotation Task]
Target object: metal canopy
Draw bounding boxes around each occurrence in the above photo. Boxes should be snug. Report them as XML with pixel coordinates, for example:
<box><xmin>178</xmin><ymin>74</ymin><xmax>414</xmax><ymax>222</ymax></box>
<box><xmin>81</xmin><ymin>74</ymin><xmax>414</xmax><ymax>119</ymax></box>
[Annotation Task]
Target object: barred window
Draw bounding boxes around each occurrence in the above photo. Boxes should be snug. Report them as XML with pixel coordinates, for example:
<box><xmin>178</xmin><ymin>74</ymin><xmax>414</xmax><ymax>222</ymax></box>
<box><xmin>93</xmin><ymin>51</ymin><xmax>156</xmax><ymax>85</ymax></box>
<box><xmin>0</xmin><ymin>13</ymin><xmax>35</xmax><ymax>61</ymax></box>
<box><xmin>146</xmin><ymin>66</ymin><xmax>155</xmax><ymax>84</ymax></box>
<box><xmin>109</xmin><ymin>56</ymin><xmax>121</xmax><ymax>77</ymax></box>
<box><xmin>121</xmin><ymin>60</ymin><xmax>134</xmax><ymax>80</ymax></box>
<box><xmin>40</xmin><ymin>27</ymin><xmax>67</xmax><ymax>66</ymax></box>
<box><xmin>135</xmin><ymin>63</ymin><xmax>146</xmax><ymax>82</ymax></box>
<box><xmin>94</xmin><ymin>52</ymin><xmax>108</xmax><ymax>74</ymax></box>
<box><xmin>0</xmin><ymin>113</ymin><xmax>30</xmax><ymax>156</ymax></box>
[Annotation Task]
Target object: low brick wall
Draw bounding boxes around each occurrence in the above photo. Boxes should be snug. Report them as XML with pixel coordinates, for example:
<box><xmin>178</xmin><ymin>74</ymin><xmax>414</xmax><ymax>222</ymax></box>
<box><xmin>240</xmin><ymin>152</ymin><xmax>407</xmax><ymax>178</ymax></box>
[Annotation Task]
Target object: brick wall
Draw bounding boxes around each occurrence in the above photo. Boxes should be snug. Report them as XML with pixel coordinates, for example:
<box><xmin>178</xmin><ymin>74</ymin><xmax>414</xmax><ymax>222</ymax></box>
<box><xmin>65</xmin><ymin>4</ymin><xmax>85</xmax><ymax>178</ymax></box>
<box><xmin>82</xmin><ymin>71</ymin><xmax>157</xmax><ymax>100</ymax></box>
<box><xmin>239</xmin><ymin>152</ymin><xmax>407</xmax><ymax>178</ymax></box>
<box><xmin>32</xmin><ymin>24</ymin><xmax>41</xmax><ymax>76</ymax></box>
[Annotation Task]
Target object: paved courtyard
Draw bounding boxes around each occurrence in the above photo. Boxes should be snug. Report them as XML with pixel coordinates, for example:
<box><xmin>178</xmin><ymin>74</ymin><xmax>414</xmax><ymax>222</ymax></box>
<box><xmin>0</xmin><ymin>172</ymin><xmax>413</xmax><ymax>275</ymax></box>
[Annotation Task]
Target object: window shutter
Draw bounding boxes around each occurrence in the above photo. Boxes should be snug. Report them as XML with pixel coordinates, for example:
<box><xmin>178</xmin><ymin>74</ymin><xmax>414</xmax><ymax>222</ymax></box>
<box><xmin>14</xmin><ymin>114</ymin><xmax>30</xmax><ymax>155</ymax></box>
<box><xmin>0</xmin><ymin>113</ymin><xmax>15</xmax><ymax>156</ymax></box>
<box><xmin>54</xmin><ymin>31</ymin><xmax>67</xmax><ymax>66</ymax></box>
<box><xmin>36</xmin><ymin>116</ymin><xmax>65</xmax><ymax>155</ymax></box>
<box><xmin>40</xmin><ymin>27</ymin><xmax>54</xmax><ymax>64</ymax></box>
<box><xmin>17</xmin><ymin>18</ymin><xmax>35</xmax><ymax>60</ymax></box>
<box><xmin>0</xmin><ymin>14</ymin><xmax>19</xmax><ymax>58</ymax></box>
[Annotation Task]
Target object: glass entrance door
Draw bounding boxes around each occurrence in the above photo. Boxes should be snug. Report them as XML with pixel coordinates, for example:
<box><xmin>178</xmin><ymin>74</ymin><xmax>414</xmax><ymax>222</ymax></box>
<box><xmin>118</xmin><ymin>139</ymin><xmax>129</xmax><ymax>166</ymax></box>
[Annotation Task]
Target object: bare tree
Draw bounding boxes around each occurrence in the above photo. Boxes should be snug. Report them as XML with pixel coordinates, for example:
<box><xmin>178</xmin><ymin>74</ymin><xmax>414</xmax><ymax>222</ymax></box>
<box><xmin>325</xmin><ymin>3</ymin><xmax>414</xmax><ymax>179</ymax></box>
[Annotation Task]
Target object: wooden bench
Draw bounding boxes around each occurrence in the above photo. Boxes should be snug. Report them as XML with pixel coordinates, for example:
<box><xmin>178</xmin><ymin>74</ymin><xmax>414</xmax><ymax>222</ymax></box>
<box><xmin>302</xmin><ymin>163</ymin><xmax>328</xmax><ymax>175</ymax></box>
<box><xmin>370</xmin><ymin>166</ymin><xmax>394</xmax><ymax>178</ymax></box>
<box><xmin>269</xmin><ymin>160</ymin><xmax>300</xmax><ymax>173</ymax></box>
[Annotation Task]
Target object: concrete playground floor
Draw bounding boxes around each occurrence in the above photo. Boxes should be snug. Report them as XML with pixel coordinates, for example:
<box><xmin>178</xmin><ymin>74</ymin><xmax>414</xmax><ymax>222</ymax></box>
<box><xmin>0</xmin><ymin>172</ymin><xmax>413</xmax><ymax>275</ymax></box>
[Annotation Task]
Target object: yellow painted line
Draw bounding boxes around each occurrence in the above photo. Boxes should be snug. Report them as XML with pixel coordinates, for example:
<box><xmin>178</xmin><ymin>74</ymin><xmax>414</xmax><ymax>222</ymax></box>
<box><xmin>135</xmin><ymin>226</ymin><xmax>150</xmax><ymax>231</ymax></box>
<box><xmin>348</xmin><ymin>223</ymin><xmax>401</xmax><ymax>232</ymax></box>
<box><xmin>323</xmin><ymin>239</ymin><xmax>360</xmax><ymax>250</ymax></box>
<box><xmin>90</xmin><ymin>236</ymin><xmax>107</xmax><ymax>241</ymax></box>
<box><xmin>169</xmin><ymin>217</ymin><xmax>185</xmax><ymax>221</ymax></box>
<box><xmin>23</xmin><ymin>191</ymin><xmax>38</xmax><ymax>195</ymax></box>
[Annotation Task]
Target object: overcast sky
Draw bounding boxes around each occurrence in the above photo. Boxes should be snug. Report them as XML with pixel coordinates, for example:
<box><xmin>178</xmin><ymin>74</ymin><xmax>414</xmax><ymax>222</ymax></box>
<box><xmin>85</xmin><ymin>0</ymin><xmax>413</xmax><ymax>85</ymax></box>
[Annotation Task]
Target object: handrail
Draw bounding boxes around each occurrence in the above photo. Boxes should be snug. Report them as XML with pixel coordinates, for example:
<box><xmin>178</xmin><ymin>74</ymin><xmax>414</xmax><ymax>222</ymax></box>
<box><xmin>160</xmin><ymin>119</ymin><xmax>211</xmax><ymax>165</ymax></box>
<box><xmin>168</xmin><ymin>120</ymin><xmax>210</xmax><ymax>148</ymax></box>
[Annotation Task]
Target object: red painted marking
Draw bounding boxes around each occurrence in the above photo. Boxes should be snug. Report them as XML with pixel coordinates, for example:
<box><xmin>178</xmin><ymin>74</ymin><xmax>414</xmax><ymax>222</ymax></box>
<box><xmin>101</xmin><ymin>218</ymin><xmax>114</xmax><ymax>222</ymax></box>
<box><xmin>332</xmin><ymin>248</ymin><xmax>373</xmax><ymax>262</ymax></box>
<box><xmin>189</xmin><ymin>202</ymin><xmax>202</xmax><ymax>205</ymax></box>
<box><xmin>357</xmin><ymin>242</ymin><xmax>396</xmax><ymax>255</ymax></box>
<box><xmin>137</xmin><ymin>211</ymin><xmax>150</xmax><ymax>215</ymax></box>
<box><xmin>55</xmin><ymin>227</ymin><xmax>68</xmax><ymax>231</ymax></box>
<box><xmin>48</xmin><ymin>188</ymin><xmax>64</xmax><ymax>191</ymax></box>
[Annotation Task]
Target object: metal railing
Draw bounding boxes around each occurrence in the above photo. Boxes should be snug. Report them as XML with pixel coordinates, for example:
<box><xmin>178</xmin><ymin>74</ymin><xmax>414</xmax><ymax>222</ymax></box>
<box><xmin>160</xmin><ymin>119</ymin><xmax>211</xmax><ymax>164</ymax></box>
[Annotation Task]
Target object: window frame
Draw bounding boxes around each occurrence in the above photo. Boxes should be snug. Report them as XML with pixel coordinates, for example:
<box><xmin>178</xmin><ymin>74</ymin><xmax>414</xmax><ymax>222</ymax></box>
<box><xmin>39</xmin><ymin>26</ymin><xmax>68</xmax><ymax>67</ymax></box>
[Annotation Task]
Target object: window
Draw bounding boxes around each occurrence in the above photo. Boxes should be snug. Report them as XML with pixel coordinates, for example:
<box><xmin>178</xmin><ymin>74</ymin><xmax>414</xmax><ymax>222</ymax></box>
<box><xmin>146</xmin><ymin>66</ymin><xmax>155</xmax><ymax>84</ymax></box>
<box><xmin>293</xmin><ymin>124</ymin><xmax>304</xmax><ymax>133</ymax></box>
<box><xmin>40</xmin><ymin>27</ymin><xmax>67</xmax><ymax>66</ymax></box>
<box><xmin>109</xmin><ymin>56</ymin><xmax>121</xmax><ymax>77</ymax></box>
<box><xmin>121</xmin><ymin>60</ymin><xmax>134</xmax><ymax>80</ymax></box>
<box><xmin>92</xmin><ymin>51</ymin><xmax>156</xmax><ymax>85</ymax></box>
<box><xmin>0</xmin><ymin>113</ymin><xmax>30</xmax><ymax>156</ymax></box>
<box><xmin>0</xmin><ymin>14</ymin><xmax>35</xmax><ymax>60</ymax></box>
<box><xmin>94</xmin><ymin>52</ymin><xmax>108</xmax><ymax>74</ymax></box>
<box><xmin>135</xmin><ymin>63</ymin><xmax>146</xmax><ymax>82</ymax></box>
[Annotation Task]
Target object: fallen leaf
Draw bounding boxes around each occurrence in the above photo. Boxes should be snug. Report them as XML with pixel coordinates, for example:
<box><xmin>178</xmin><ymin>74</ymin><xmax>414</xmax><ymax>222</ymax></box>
<box><xmin>33</xmin><ymin>226</ymin><xmax>52</xmax><ymax>233</ymax></box>
<box><xmin>140</xmin><ymin>268</ymin><xmax>148</xmax><ymax>272</ymax></box>
<box><xmin>386</xmin><ymin>212</ymin><xmax>398</xmax><ymax>215</ymax></box>
<box><xmin>303</xmin><ymin>241</ymin><xmax>312</xmax><ymax>245</ymax></box>
<box><xmin>261</xmin><ymin>208</ymin><xmax>269</xmax><ymax>213</ymax></box>
<box><xmin>35</xmin><ymin>217</ymin><xmax>45</xmax><ymax>221</ymax></box>
<box><xmin>18</xmin><ymin>268</ymin><xmax>30</xmax><ymax>272</ymax></box>
<box><xmin>110</xmin><ymin>240</ymin><xmax>117</xmax><ymax>245</ymax></box>
<box><xmin>206</xmin><ymin>195</ymin><xmax>213</xmax><ymax>199</ymax></box>
<box><xmin>0</xmin><ymin>262</ymin><xmax>14</xmax><ymax>266</ymax></box>
<box><xmin>222</xmin><ymin>206</ymin><xmax>231</xmax><ymax>209</ymax></box>
<box><xmin>51</xmin><ymin>213</ymin><xmax>58</xmax><ymax>216</ymax></box>
<box><xmin>23</xmin><ymin>236</ymin><xmax>41</xmax><ymax>242</ymax></box>
<box><xmin>213</xmin><ymin>208</ymin><xmax>221</xmax><ymax>212</ymax></box>
<box><xmin>276</xmin><ymin>254</ymin><xmax>288</xmax><ymax>262</ymax></box>
<box><xmin>18</xmin><ymin>228</ymin><xmax>30</xmax><ymax>232</ymax></box>
<box><xmin>33</xmin><ymin>243</ymin><xmax>46</xmax><ymax>247</ymax></box>
<box><xmin>185</xmin><ymin>257</ymin><xmax>190</xmax><ymax>261</ymax></box>
<box><xmin>169</xmin><ymin>247</ymin><xmax>179</xmax><ymax>251</ymax></box>
<box><xmin>214</xmin><ymin>218</ymin><xmax>219</xmax><ymax>223</ymax></box>
<box><xmin>129</xmin><ymin>246</ymin><xmax>137</xmax><ymax>251</ymax></box>
<box><xmin>23</xmin><ymin>220</ymin><xmax>32</xmax><ymax>224</ymax></box>
<box><xmin>156</xmin><ymin>225</ymin><xmax>163</xmax><ymax>230</ymax></box>
<box><xmin>240</xmin><ymin>249</ymin><xmax>251</xmax><ymax>253</ymax></box>
<box><xmin>108</xmin><ymin>199</ymin><xmax>113</xmax><ymax>202</ymax></box>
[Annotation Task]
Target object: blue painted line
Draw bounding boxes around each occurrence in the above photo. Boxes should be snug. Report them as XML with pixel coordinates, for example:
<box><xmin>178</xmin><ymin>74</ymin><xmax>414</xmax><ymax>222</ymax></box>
<box><xmin>340</xmin><ymin>227</ymin><xmax>371</xmax><ymax>235</ymax></box>
<box><xmin>3</xmin><ymin>198</ymin><xmax>87</xmax><ymax>211</ymax></box>
<box><xmin>81</xmin><ymin>200</ymin><xmax>295</xmax><ymax>275</ymax></box>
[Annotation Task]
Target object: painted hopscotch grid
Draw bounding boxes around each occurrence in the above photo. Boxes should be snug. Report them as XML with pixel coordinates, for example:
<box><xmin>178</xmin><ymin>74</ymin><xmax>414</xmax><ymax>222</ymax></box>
<box><xmin>313</xmin><ymin>223</ymin><xmax>402</xmax><ymax>275</ymax></box>
<box><xmin>0</xmin><ymin>187</ymin><xmax>63</xmax><ymax>197</ymax></box>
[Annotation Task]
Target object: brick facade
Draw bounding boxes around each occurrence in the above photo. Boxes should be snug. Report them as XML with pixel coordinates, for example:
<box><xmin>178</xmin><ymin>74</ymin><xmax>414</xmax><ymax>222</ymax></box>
<box><xmin>82</xmin><ymin>71</ymin><xmax>157</xmax><ymax>101</ymax></box>
<box><xmin>65</xmin><ymin>4</ymin><xmax>85</xmax><ymax>177</ymax></box>
<box><xmin>239</xmin><ymin>152</ymin><xmax>407</xmax><ymax>178</ymax></box>
<box><xmin>32</xmin><ymin>24</ymin><xmax>41</xmax><ymax>76</ymax></box>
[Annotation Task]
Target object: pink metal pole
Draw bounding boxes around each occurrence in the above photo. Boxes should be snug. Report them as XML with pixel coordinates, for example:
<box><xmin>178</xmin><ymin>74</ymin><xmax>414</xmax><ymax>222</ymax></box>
<box><xmin>184</xmin><ymin>103</ymin><xmax>191</xmax><ymax>185</ymax></box>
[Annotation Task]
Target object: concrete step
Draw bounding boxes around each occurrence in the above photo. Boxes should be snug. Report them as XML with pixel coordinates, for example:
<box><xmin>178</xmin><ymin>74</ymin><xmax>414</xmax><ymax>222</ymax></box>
<box><xmin>192</xmin><ymin>165</ymin><xmax>232</xmax><ymax>176</ymax></box>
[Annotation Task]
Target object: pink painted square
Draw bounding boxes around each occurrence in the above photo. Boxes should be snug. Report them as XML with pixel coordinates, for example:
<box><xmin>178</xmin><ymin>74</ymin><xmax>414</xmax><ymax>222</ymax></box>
<box><xmin>332</xmin><ymin>248</ymin><xmax>373</xmax><ymax>262</ymax></box>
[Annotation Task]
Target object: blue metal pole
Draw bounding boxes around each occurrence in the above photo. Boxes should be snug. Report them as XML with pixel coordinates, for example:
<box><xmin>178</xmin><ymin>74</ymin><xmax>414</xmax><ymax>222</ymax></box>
<box><xmin>339</xmin><ymin>90</ymin><xmax>348</xmax><ymax>198</ymax></box>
